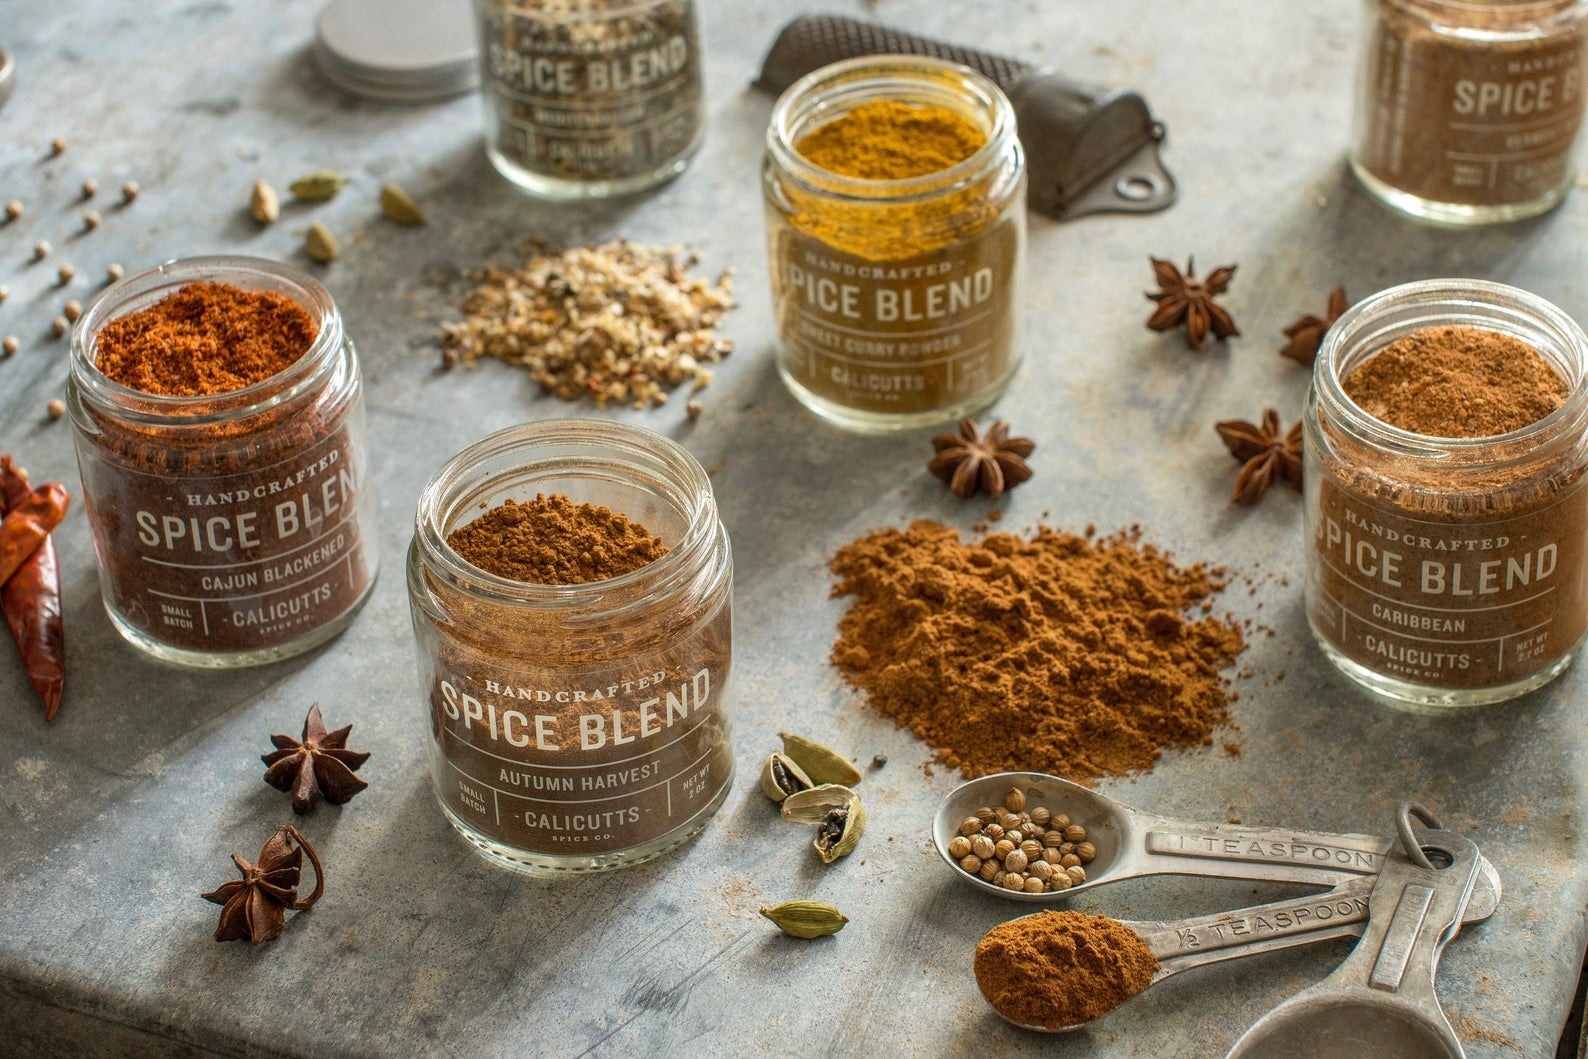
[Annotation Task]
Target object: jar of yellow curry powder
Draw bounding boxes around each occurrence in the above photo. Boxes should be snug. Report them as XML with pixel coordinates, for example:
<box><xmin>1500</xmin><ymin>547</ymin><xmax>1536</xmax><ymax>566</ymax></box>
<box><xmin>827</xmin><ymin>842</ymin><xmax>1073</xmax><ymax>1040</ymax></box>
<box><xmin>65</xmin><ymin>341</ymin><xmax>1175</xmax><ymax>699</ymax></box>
<box><xmin>763</xmin><ymin>56</ymin><xmax>1027</xmax><ymax>432</ymax></box>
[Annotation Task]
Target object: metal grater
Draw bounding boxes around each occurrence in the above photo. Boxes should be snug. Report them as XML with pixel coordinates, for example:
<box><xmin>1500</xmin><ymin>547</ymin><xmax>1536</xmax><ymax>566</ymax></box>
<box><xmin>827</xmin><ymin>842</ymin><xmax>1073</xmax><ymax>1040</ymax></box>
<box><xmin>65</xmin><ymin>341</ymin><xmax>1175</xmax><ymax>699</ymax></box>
<box><xmin>754</xmin><ymin>14</ymin><xmax>1175</xmax><ymax>220</ymax></box>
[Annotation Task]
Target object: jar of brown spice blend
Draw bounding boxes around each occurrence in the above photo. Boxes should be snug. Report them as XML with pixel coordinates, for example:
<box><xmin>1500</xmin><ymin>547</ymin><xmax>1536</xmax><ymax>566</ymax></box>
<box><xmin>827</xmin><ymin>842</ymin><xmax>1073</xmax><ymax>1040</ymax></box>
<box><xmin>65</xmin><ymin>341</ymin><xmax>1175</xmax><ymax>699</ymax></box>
<box><xmin>1352</xmin><ymin>0</ymin><xmax>1588</xmax><ymax>224</ymax></box>
<box><xmin>407</xmin><ymin>420</ymin><xmax>733</xmax><ymax>873</ymax></box>
<box><xmin>1305</xmin><ymin>279</ymin><xmax>1588</xmax><ymax>706</ymax></box>
<box><xmin>67</xmin><ymin>257</ymin><xmax>379</xmax><ymax>667</ymax></box>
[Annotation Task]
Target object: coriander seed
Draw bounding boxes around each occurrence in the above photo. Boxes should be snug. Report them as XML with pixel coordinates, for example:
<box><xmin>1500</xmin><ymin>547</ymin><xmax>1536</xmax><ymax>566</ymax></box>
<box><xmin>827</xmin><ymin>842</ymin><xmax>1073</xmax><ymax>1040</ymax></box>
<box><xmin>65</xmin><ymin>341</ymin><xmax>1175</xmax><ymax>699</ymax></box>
<box><xmin>1052</xmin><ymin>814</ymin><xmax>1071</xmax><ymax>831</ymax></box>
<box><xmin>4</xmin><ymin>200</ymin><xmax>20</xmax><ymax>221</ymax></box>
<box><xmin>1066</xmin><ymin>865</ymin><xmax>1087</xmax><ymax>884</ymax></box>
<box><xmin>1003</xmin><ymin>788</ymin><xmax>1026</xmax><ymax>813</ymax></box>
<box><xmin>33</xmin><ymin>240</ymin><xmax>50</xmax><ymax>261</ymax></box>
<box><xmin>1029</xmin><ymin>861</ymin><xmax>1054</xmax><ymax>882</ymax></box>
<box><xmin>1020</xmin><ymin>840</ymin><xmax>1042</xmax><ymax>860</ymax></box>
<box><xmin>998</xmin><ymin>811</ymin><xmax>1021</xmax><ymax>831</ymax></box>
<box><xmin>975</xmin><ymin>807</ymin><xmax>997</xmax><ymax>824</ymax></box>
<box><xmin>1043</xmin><ymin>831</ymin><xmax>1065</xmax><ymax>849</ymax></box>
<box><xmin>0</xmin><ymin>285</ymin><xmax>7</xmax><ymax>302</ymax></box>
<box><xmin>959</xmin><ymin>817</ymin><xmax>982</xmax><ymax>836</ymax></box>
<box><xmin>993</xmin><ymin>839</ymin><xmax>1016</xmax><ymax>861</ymax></box>
<box><xmin>1004</xmin><ymin>850</ymin><xmax>1027</xmax><ymax>873</ymax></box>
<box><xmin>1061</xmin><ymin>853</ymin><xmax>1081</xmax><ymax>868</ymax></box>
<box><xmin>1001</xmin><ymin>873</ymin><xmax>1024</xmax><ymax>891</ymax></box>
<box><xmin>47</xmin><ymin>398</ymin><xmax>65</xmax><ymax>420</ymax></box>
<box><xmin>1049</xmin><ymin>871</ymin><xmax>1072</xmax><ymax>891</ymax></box>
<box><xmin>970</xmin><ymin>834</ymin><xmax>995</xmax><ymax>860</ymax></box>
<box><xmin>83</xmin><ymin>210</ymin><xmax>101</xmax><ymax>231</ymax></box>
<box><xmin>121</xmin><ymin>180</ymin><xmax>140</xmax><ymax>204</ymax></box>
<box><xmin>1042</xmin><ymin>847</ymin><xmax>1063</xmax><ymax>865</ymax></box>
<box><xmin>983</xmin><ymin>823</ymin><xmax>1004</xmax><ymax>841</ymax></box>
<box><xmin>1064</xmin><ymin>824</ymin><xmax>1087</xmax><ymax>843</ymax></box>
<box><xmin>105</xmin><ymin>263</ymin><xmax>123</xmax><ymax>282</ymax></box>
<box><xmin>1077</xmin><ymin>842</ymin><xmax>1097</xmax><ymax>863</ymax></box>
<box><xmin>81</xmin><ymin>178</ymin><xmax>97</xmax><ymax>199</ymax></box>
<box><xmin>51</xmin><ymin>316</ymin><xmax>69</xmax><ymax>337</ymax></box>
<box><xmin>960</xmin><ymin>854</ymin><xmax>982</xmax><ymax>873</ymax></box>
<box><xmin>948</xmin><ymin>836</ymin><xmax>972</xmax><ymax>859</ymax></box>
<box><xmin>63</xmin><ymin>300</ymin><xmax>82</xmax><ymax>322</ymax></box>
<box><xmin>978</xmin><ymin>860</ymin><xmax>999</xmax><ymax>881</ymax></box>
<box><xmin>49</xmin><ymin>137</ymin><xmax>66</xmax><ymax>157</ymax></box>
<box><xmin>1030</xmin><ymin>806</ymin><xmax>1051</xmax><ymax>827</ymax></box>
<box><xmin>1023</xmin><ymin>877</ymin><xmax>1045</xmax><ymax>894</ymax></box>
<box><xmin>2</xmin><ymin>336</ymin><xmax>17</xmax><ymax>356</ymax></box>
<box><xmin>57</xmin><ymin>264</ymin><xmax>75</xmax><ymax>285</ymax></box>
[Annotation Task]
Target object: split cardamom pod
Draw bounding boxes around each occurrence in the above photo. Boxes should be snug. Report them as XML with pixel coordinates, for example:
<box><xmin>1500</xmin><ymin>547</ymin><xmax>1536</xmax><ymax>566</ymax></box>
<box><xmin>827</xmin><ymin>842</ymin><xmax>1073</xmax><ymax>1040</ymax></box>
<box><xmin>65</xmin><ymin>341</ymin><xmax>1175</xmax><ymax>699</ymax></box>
<box><xmin>779</xmin><ymin>732</ymin><xmax>862</xmax><ymax>787</ymax></box>
<box><xmin>289</xmin><ymin>170</ymin><xmax>348</xmax><ymax>202</ymax></box>
<box><xmin>760</xmin><ymin>752</ymin><xmax>813</xmax><ymax>803</ymax></box>
<box><xmin>780</xmin><ymin>784</ymin><xmax>856</xmax><ymax>823</ymax></box>
<box><xmin>379</xmin><ymin>183</ymin><xmax>425</xmax><ymax>225</ymax></box>
<box><xmin>305</xmin><ymin>221</ymin><xmax>339</xmax><ymax>263</ymax></box>
<box><xmin>250</xmin><ymin>180</ymin><xmax>280</xmax><ymax>225</ymax></box>
<box><xmin>815</xmin><ymin>797</ymin><xmax>865</xmax><ymax>864</ymax></box>
<box><xmin>760</xmin><ymin>901</ymin><xmax>848</xmax><ymax>939</ymax></box>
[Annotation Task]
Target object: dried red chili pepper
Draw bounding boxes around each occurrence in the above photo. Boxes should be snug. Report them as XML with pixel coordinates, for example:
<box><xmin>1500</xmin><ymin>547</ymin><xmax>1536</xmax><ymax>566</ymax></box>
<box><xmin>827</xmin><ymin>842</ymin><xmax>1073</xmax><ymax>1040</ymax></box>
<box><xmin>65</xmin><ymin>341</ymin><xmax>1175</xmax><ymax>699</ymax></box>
<box><xmin>0</xmin><ymin>458</ymin><xmax>65</xmax><ymax>720</ymax></box>
<box><xmin>0</xmin><ymin>480</ymin><xmax>67</xmax><ymax>586</ymax></box>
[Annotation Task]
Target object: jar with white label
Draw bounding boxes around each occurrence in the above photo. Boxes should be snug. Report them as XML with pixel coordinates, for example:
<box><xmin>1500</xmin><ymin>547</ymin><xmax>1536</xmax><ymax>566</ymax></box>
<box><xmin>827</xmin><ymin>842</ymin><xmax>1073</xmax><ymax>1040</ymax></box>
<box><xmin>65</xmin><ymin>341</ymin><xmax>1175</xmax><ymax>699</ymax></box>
<box><xmin>763</xmin><ymin>55</ymin><xmax>1027</xmax><ymax>432</ymax></box>
<box><xmin>472</xmin><ymin>0</ymin><xmax>704</xmax><ymax>199</ymax></box>
<box><xmin>1305</xmin><ymin>279</ymin><xmax>1588</xmax><ymax>707</ymax></box>
<box><xmin>407</xmin><ymin>420</ymin><xmax>734</xmax><ymax>873</ymax></box>
<box><xmin>1352</xmin><ymin>0</ymin><xmax>1588</xmax><ymax>224</ymax></box>
<box><xmin>66</xmin><ymin>257</ymin><xmax>379</xmax><ymax>668</ymax></box>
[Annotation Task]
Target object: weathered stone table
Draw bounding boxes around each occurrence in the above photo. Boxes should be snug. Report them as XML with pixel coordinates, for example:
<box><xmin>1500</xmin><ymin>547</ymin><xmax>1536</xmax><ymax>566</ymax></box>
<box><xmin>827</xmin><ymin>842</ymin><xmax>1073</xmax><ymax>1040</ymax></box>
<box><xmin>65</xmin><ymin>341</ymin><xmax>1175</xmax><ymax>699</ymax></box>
<box><xmin>1</xmin><ymin>1</ymin><xmax>1582</xmax><ymax>1055</ymax></box>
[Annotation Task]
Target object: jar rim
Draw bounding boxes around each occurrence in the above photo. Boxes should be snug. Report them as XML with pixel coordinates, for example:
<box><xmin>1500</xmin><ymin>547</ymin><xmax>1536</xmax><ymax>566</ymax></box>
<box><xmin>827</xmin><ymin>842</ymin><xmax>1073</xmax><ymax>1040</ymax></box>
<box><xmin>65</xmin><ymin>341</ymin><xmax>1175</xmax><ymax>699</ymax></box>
<box><xmin>481</xmin><ymin>0</ymin><xmax>690</xmax><ymax>23</ymax></box>
<box><xmin>1312</xmin><ymin>277</ymin><xmax>1588</xmax><ymax>454</ymax></box>
<box><xmin>766</xmin><ymin>54</ymin><xmax>1021</xmax><ymax>202</ymax></box>
<box><xmin>414</xmin><ymin>419</ymin><xmax>722</xmax><ymax>611</ymax></box>
<box><xmin>69</xmin><ymin>255</ymin><xmax>344</xmax><ymax>425</ymax></box>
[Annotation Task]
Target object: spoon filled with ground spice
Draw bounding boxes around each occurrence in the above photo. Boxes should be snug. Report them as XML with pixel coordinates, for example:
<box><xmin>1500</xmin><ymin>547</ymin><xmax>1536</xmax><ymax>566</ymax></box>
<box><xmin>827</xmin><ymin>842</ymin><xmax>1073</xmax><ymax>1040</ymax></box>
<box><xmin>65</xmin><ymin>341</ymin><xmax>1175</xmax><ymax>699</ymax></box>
<box><xmin>932</xmin><ymin>772</ymin><xmax>1501</xmax><ymax>926</ymax></box>
<box><xmin>973</xmin><ymin>881</ymin><xmax>1379</xmax><ymax>1032</ymax></box>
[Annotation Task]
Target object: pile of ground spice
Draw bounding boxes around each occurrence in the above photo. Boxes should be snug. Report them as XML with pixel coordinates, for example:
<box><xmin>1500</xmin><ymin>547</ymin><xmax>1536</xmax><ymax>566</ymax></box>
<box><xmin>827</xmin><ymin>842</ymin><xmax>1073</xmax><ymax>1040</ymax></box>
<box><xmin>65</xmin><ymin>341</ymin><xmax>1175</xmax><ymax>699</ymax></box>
<box><xmin>796</xmin><ymin>100</ymin><xmax>985</xmax><ymax>180</ymax></box>
<box><xmin>974</xmin><ymin>910</ymin><xmax>1159</xmax><ymax>1030</ymax></box>
<box><xmin>94</xmin><ymin>281</ymin><xmax>318</xmax><ymax>396</ymax></box>
<box><xmin>439</xmin><ymin>240</ymin><xmax>733</xmax><ymax>409</ymax></box>
<box><xmin>829</xmin><ymin>521</ymin><xmax>1245</xmax><ymax>782</ymax></box>
<box><xmin>447</xmin><ymin>494</ymin><xmax>667</xmax><ymax>585</ymax></box>
<box><xmin>1343</xmin><ymin>325</ymin><xmax>1568</xmax><ymax>437</ymax></box>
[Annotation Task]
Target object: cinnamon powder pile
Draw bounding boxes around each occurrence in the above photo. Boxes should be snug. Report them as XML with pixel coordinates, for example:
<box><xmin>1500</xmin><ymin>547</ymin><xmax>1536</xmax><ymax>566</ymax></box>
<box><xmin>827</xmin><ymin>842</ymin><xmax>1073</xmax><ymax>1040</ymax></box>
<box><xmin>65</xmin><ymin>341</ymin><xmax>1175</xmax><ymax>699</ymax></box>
<box><xmin>974</xmin><ymin>910</ymin><xmax>1159</xmax><ymax>1029</ymax></box>
<box><xmin>829</xmin><ymin>521</ymin><xmax>1245</xmax><ymax>782</ymax></box>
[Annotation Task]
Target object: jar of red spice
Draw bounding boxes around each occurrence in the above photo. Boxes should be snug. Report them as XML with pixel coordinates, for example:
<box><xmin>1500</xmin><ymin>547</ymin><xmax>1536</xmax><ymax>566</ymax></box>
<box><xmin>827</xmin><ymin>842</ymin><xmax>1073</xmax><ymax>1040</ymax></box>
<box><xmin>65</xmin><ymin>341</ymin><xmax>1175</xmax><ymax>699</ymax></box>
<box><xmin>66</xmin><ymin>257</ymin><xmax>379</xmax><ymax>667</ymax></box>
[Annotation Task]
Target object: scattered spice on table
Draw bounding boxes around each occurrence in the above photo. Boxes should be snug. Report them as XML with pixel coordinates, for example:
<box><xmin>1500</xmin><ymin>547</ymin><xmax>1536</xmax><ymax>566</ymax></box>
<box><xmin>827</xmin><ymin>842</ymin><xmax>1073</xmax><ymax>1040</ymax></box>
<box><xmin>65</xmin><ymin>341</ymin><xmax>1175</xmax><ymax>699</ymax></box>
<box><xmin>1215</xmin><ymin>409</ymin><xmax>1302</xmax><ymax>504</ymax></box>
<box><xmin>0</xmin><ymin>457</ymin><xmax>65</xmax><ymax>721</ymax></box>
<box><xmin>439</xmin><ymin>239</ymin><xmax>734</xmax><ymax>409</ymax></box>
<box><xmin>1281</xmin><ymin>286</ymin><xmax>1349</xmax><ymax>366</ymax></box>
<box><xmin>262</xmin><ymin>703</ymin><xmax>372</xmax><ymax>814</ymax></box>
<box><xmin>829</xmin><ymin>521</ymin><xmax>1244</xmax><ymax>782</ymax></box>
<box><xmin>201</xmin><ymin>825</ymin><xmax>324</xmax><ymax>945</ymax></box>
<box><xmin>974</xmin><ymin>910</ymin><xmax>1159</xmax><ymax>1029</ymax></box>
<box><xmin>1145</xmin><ymin>257</ymin><xmax>1239</xmax><ymax>351</ymax></box>
<box><xmin>760</xmin><ymin>900</ymin><xmax>848</xmax><ymax>939</ymax></box>
<box><xmin>448</xmin><ymin>494</ymin><xmax>668</xmax><ymax>584</ymax></box>
<box><xmin>928</xmin><ymin>418</ymin><xmax>1035</xmax><ymax>499</ymax></box>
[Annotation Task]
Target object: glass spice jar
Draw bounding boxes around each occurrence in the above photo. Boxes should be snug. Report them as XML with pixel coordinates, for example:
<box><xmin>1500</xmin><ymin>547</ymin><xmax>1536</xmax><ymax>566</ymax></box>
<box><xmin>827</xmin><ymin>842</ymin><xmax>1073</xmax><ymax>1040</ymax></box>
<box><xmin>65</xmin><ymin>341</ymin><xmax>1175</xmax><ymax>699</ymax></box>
<box><xmin>1305</xmin><ymin>279</ymin><xmax>1588</xmax><ymax>707</ymax></box>
<box><xmin>66</xmin><ymin>256</ymin><xmax>379</xmax><ymax>668</ymax></box>
<box><xmin>1351</xmin><ymin>0</ymin><xmax>1588</xmax><ymax>225</ymax></box>
<box><xmin>472</xmin><ymin>0</ymin><xmax>705</xmax><ymax>199</ymax></box>
<box><xmin>407</xmin><ymin>420</ymin><xmax>734</xmax><ymax>874</ymax></box>
<box><xmin>762</xmin><ymin>55</ymin><xmax>1027</xmax><ymax>432</ymax></box>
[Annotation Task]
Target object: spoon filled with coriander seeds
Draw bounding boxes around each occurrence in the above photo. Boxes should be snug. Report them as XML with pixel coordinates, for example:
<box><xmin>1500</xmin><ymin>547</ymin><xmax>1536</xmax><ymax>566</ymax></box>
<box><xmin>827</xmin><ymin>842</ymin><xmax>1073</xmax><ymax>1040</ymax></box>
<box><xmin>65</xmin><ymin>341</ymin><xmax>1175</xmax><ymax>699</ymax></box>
<box><xmin>930</xmin><ymin>772</ymin><xmax>1501</xmax><ymax>924</ymax></box>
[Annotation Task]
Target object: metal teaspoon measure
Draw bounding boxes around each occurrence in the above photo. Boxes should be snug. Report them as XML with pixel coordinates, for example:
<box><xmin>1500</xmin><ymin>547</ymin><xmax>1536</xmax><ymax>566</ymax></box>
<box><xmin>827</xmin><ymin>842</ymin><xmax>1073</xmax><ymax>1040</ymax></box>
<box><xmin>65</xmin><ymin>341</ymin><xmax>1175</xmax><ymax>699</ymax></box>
<box><xmin>932</xmin><ymin>772</ymin><xmax>1501</xmax><ymax>924</ymax></box>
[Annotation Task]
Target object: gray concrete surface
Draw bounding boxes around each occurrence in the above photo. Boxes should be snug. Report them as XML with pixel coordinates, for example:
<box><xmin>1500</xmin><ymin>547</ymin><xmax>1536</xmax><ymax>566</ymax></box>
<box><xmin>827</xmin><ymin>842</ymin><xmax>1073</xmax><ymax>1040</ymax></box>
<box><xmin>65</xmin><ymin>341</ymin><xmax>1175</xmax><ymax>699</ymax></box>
<box><xmin>0</xmin><ymin>1</ymin><xmax>1583</xmax><ymax>1056</ymax></box>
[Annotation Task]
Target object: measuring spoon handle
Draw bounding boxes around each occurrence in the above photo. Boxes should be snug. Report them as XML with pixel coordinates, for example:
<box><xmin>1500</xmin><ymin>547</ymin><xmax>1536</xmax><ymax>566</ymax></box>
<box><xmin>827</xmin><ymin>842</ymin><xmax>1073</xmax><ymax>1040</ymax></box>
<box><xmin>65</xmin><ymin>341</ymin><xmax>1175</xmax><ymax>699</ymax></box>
<box><xmin>1131</xmin><ymin>878</ymin><xmax>1374</xmax><ymax>982</ymax></box>
<box><xmin>1129</xmin><ymin>815</ymin><xmax>1391</xmax><ymax>884</ymax></box>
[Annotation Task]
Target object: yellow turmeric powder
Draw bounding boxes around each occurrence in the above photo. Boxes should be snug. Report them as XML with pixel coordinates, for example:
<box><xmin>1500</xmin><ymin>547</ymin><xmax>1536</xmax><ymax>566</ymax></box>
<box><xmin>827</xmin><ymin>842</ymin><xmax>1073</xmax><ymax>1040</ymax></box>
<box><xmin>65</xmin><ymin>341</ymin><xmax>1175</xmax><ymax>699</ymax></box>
<box><xmin>795</xmin><ymin>100</ymin><xmax>986</xmax><ymax>180</ymax></box>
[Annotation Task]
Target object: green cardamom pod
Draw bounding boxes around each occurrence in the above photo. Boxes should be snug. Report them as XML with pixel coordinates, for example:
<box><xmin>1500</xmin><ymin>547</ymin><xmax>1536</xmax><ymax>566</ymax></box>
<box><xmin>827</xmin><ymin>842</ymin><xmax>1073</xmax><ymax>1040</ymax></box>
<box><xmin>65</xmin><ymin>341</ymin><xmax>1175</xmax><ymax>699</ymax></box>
<box><xmin>249</xmin><ymin>180</ymin><xmax>279</xmax><ymax>225</ymax></box>
<box><xmin>289</xmin><ymin>170</ymin><xmax>348</xmax><ymax>202</ymax></box>
<box><xmin>780</xmin><ymin>783</ymin><xmax>856</xmax><ymax>824</ymax></box>
<box><xmin>760</xmin><ymin>752</ymin><xmax>813</xmax><ymax>803</ymax></box>
<box><xmin>305</xmin><ymin>221</ymin><xmax>339</xmax><ymax>263</ymax></box>
<box><xmin>379</xmin><ymin>183</ymin><xmax>425</xmax><ymax>225</ymax></box>
<box><xmin>779</xmin><ymin>732</ymin><xmax>862</xmax><ymax>787</ymax></box>
<box><xmin>760</xmin><ymin>901</ymin><xmax>848</xmax><ymax>939</ymax></box>
<box><xmin>815</xmin><ymin>795</ymin><xmax>865</xmax><ymax>864</ymax></box>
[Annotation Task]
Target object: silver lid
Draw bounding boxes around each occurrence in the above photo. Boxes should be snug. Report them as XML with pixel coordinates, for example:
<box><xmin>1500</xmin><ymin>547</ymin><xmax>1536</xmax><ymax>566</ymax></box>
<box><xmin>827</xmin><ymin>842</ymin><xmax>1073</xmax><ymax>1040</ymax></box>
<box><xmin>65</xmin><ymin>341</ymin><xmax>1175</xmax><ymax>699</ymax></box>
<box><xmin>314</xmin><ymin>0</ymin><xmax>478</xmax><ymax>104</ymax></box>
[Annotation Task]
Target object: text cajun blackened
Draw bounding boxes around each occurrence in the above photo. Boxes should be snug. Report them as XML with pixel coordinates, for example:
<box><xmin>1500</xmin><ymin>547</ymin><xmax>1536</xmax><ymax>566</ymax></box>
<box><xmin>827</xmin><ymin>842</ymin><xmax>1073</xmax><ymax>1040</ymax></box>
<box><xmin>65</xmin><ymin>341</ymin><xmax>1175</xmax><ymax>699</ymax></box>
<box><xmin>67</xmin><ymin>257</ymin><xmax>379</xmax><ymax>667</ymax></box>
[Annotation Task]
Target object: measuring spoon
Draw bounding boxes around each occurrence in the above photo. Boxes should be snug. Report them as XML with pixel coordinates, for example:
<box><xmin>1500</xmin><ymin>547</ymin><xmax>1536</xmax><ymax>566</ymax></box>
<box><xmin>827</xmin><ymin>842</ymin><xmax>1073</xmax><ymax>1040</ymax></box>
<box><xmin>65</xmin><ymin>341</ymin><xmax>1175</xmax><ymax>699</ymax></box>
<box><xmin>1223</xmin><ymin>822</ymin><xmax>1480</xmax><ymax>1059</ymax></box>
<box><xmin>986</xmin><ymin>876</ymin><xmax>1380</xmax><ymax>1032</ymax></box>
<box><xmin>933</xmin><ymin>771</ymin><xmax>1500</xmax><ymax>924</ymax></box>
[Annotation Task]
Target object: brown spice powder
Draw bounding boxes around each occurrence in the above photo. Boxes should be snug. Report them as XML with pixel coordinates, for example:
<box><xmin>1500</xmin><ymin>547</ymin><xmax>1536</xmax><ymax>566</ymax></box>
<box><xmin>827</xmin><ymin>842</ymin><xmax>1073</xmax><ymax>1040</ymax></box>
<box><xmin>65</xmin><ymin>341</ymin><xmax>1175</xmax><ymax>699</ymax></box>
<box><xmin>974</xmin><ymin>910</ymin><xmax>1159</xmax><ymax>1029</ymax></box>
<box><xmin>829</xmin><ymin>521</ymin><xmax>1245</xmax><ymax>782</ymax></box>
<box><xmin>447</xmin><ymin>494</ymin><xmax>667</xmax><ymax>584</ymax></box>
<box><xmin>95</xmin><ymin>282</ymin><xmax>318</xmax><ymax>396</ymax></box>
<box><xmin>1343</xmin><ymin>325</ymin><xmax>1568</xmax><ymax>437</ymax></box>
<box><xmin>796</xmin><ymin>100</ymin><xmax>985</xmax><ymax>179</ymax></box>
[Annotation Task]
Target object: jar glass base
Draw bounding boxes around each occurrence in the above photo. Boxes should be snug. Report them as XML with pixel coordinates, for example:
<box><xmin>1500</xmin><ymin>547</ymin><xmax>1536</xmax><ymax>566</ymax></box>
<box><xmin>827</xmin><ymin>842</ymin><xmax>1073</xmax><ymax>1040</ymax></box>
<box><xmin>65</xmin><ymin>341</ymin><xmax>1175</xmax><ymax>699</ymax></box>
<box><xmin>1308</xmin><ymin>616</ymin><xmax>1575</xmax><ymax>711</ymax></box>
<box><xmin>777</xmin><ymin>359</ymin><xmax>1019</xmax><ymax>434</ymax></box>
<box><xmin>1349</xmin><ymin>156</ymin><xmax>1570</xmax><ymax>228</ymax></box>
<box><xmin>483</xmin><ymin>142</ymin><xmax>699</xmax><ymax>201</ymax></box>
<box><xmin>435</xmin><ymin>767</ymin><xmax>732</xmax><ymax>875</ymax></box>
<box><xmin>99</xmin><ymin>568</ymin><xmax>378</xmax><ymax>669</ymax></box>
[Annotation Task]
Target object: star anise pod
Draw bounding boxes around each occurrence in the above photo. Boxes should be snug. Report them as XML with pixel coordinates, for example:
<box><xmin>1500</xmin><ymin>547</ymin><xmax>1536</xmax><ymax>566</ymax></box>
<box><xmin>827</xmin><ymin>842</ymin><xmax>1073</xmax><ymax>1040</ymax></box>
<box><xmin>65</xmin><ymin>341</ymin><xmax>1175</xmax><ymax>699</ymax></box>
<box><xmin>1145</xmin><ymin>257</ymin><xmax>1240</xmax><ymax>351</ymax></box>
<box><xmin>1280</xmin><ymin>286</ymin><xmax>1349</xmax><ymax>367</ymax></box>
<box><xmin>201</xmin><ymin>825</ymin><xmax>324</xmax><ymax>945</ymax></box>
<box><xmin>1215</xmin><ymin>409</ymin><xmax>1302</xmax><ymax>505</ymax></box>
<box><xmin>929</xmin><ymin>418</ymin><xmax>1036</xmax><ymax>499</ymax></box>
<box><xmin>262</xmin><ymin>702</ymin><xmax>371</xmax><ymax>814</ymax></box>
